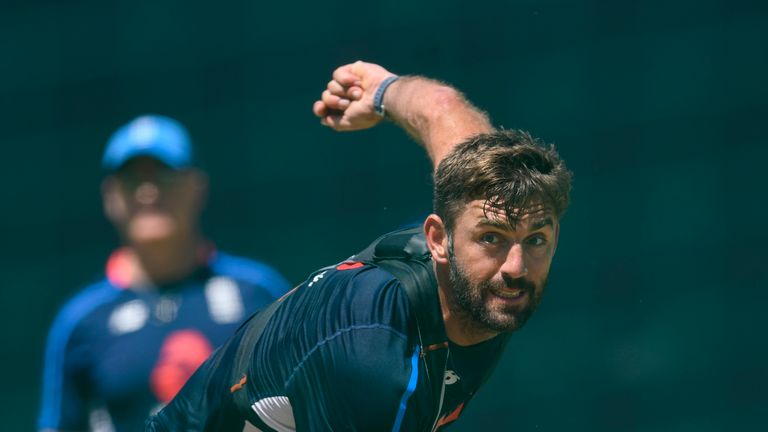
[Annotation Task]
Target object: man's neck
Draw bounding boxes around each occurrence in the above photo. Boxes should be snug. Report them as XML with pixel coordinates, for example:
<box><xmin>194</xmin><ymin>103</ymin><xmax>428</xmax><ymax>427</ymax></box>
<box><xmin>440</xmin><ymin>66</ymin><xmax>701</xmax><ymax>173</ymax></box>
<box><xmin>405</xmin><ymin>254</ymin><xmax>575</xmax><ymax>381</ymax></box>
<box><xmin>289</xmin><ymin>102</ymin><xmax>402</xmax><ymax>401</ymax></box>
<box><xmin>127</xmin><ymin>235</ymin><xmax>206</xmax><ymax>286</ymax></box>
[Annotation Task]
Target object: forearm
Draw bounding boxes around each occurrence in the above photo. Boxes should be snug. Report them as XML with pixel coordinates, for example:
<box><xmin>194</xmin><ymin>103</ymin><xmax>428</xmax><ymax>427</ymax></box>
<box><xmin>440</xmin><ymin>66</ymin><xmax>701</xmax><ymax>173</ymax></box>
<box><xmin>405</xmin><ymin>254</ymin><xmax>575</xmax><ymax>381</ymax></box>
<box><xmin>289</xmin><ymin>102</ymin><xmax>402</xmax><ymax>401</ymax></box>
<box><xmin>314</xmin><ymin>61</ymin><xmax>494</xmax><ymax>169</ymax></box>
<box><xmin>383</xmin><ymin>77</ymin><xmax>494</xmax><ymax>169</ymax></box>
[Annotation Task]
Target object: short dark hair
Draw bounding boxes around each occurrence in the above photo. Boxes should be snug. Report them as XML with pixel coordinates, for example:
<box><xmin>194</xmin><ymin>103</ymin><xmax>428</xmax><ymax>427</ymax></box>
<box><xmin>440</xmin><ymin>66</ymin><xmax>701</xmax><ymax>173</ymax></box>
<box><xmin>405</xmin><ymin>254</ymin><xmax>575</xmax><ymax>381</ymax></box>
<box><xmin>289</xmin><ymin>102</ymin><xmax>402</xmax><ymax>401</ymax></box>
<box><xmin>433</xmin><ymin>130</ymin><xmax>572</xmax><ymax>231</ymax></box>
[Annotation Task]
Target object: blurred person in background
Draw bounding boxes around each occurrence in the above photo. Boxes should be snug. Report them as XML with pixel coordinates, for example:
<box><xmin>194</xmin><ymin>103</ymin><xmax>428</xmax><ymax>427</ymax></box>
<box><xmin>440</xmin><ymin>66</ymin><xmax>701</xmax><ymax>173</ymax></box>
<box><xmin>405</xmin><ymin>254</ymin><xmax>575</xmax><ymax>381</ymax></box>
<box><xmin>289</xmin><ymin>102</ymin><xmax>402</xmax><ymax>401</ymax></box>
<box><xmin>38</xmin><ymin>115</ymin><xmax>291</xmax><ymax>432</ymax></box>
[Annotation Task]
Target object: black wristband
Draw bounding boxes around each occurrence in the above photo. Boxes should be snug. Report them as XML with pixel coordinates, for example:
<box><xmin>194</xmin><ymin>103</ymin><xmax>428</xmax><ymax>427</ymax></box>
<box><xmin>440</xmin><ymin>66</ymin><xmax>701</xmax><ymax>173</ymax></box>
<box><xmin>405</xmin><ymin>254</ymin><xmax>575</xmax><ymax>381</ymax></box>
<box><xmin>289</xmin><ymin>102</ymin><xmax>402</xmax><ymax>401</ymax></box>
<box><xmin>373</xmin><ymin>75</ymin><xmax>400</xmax><ymax>117</ymax></box>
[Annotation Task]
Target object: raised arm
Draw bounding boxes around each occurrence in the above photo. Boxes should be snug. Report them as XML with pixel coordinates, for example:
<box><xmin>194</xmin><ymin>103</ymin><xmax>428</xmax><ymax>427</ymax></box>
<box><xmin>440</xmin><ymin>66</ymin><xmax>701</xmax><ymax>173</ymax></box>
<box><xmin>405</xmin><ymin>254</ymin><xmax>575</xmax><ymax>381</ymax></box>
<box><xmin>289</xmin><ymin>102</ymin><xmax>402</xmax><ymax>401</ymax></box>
<box><xmin>312</xmin><ymin>61</ymin><xmax>494</xmax><ymax>169</ymax></box>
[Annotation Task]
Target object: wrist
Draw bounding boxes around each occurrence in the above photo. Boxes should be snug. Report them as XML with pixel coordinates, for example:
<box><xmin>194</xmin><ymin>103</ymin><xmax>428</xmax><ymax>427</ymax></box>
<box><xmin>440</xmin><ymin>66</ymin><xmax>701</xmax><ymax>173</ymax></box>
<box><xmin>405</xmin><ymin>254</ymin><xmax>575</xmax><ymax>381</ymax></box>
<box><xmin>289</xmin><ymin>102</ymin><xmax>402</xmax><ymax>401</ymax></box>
<box><xmin>373</xmin><ymin>75</ymin><xmax>400</xmax><ymax>117</ymax></box>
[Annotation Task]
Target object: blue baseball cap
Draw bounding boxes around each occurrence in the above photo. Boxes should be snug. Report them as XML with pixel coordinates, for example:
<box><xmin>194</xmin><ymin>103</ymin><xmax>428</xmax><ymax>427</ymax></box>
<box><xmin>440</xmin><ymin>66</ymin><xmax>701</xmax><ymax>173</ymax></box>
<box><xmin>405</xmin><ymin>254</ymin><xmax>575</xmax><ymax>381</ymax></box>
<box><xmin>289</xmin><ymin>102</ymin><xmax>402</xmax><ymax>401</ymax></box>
<box><xmin>102</xmin><ymin>115</ymin><xmax>194</xmax><ymax>171</ymax></box>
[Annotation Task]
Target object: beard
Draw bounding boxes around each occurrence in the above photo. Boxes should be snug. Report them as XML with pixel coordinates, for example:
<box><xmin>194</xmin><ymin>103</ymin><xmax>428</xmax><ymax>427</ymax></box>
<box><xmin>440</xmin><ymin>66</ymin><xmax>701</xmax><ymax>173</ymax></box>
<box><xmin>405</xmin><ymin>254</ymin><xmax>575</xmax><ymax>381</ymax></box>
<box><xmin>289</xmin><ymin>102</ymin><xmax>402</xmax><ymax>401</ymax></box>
<box><xmin>447</xmin><ymin>244</ymin><xmax>546</xmax><ymax>334</ymax></box>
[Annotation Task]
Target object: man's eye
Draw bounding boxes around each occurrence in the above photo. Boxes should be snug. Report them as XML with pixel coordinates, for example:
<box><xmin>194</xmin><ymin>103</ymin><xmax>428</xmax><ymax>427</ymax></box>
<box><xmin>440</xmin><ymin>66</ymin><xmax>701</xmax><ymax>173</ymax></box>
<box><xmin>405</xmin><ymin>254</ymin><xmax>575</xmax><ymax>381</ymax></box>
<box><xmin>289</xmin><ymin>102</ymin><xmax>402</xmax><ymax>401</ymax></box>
<box><xmin>480</xmin><ymin>233</ymin><xmax>500</xmax><ymax>244</ymax></box>
<box><xmin>527</xmin><ymin>236</ymin><xmax>546</xmax><ymax>246</ymax></box>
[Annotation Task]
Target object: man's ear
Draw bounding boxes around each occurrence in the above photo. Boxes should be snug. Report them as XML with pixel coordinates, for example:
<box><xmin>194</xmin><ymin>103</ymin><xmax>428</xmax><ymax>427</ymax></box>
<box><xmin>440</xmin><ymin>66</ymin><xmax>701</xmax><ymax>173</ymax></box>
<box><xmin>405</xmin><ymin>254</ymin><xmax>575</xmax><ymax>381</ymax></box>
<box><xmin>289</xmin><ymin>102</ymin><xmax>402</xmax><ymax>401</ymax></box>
<box><xmin>424</xmin><ymin>214</ymin><xmax>449</xmax><ymax>264</ymax></box>
<box><xmin>101</xmin><ymin>176</ymin><xmax>125</xmax><ymax>225</ymax></box>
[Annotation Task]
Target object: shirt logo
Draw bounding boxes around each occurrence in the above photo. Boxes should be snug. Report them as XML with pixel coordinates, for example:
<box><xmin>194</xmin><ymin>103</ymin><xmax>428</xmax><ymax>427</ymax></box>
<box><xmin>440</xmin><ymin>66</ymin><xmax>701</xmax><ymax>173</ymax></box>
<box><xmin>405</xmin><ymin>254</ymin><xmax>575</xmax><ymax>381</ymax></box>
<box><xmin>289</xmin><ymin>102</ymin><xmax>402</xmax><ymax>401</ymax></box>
<box><xmin>108</xmin><ymin>299</ymin><xmax>149</xmax><ymax>335</ymax></box>
<box><xmin>154</xmin><ymin>295</ymin><xmax>180</xmax><ymax>323</ymax></box>
<box><xmin>150</xmin><ymin>330</ymin><xmax>213</xmax><ymax>403</ymax></box>
<box><xmin>444</xmin><ymin>370</ymin><xmax>460</xmax><ymax>385</ymax></box>
<box><xmin>308</xmin><ymin>270</ymin><xmax>327</xmax><ymax>287</ymax></box>
<box><xmin>205</xmin><ymin>276</ymin><xmax>245</xmax><ymax>324</ymax></box>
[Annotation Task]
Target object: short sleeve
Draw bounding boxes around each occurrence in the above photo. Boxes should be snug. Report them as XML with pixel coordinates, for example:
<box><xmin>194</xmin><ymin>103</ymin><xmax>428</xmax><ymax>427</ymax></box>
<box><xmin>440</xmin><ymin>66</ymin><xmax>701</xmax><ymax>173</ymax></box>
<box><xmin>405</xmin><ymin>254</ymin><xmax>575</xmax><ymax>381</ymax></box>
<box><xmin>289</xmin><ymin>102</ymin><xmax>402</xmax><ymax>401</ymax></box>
<box><xmin>38</xmin><ymin>283</ymin><xmax>118</xmax><ymax>431</ymax></box>
<box><xmin>38</xmin><ymin>309</ymin><xmax>93</xmax><ymax>429</ymax></box>
<box><xmin>275</xmin><ymin>268</ymin><xmax>417</xmax><ymax>431</ymax></box>
<box><xmin>286</xmin><ymin>324</ymin><xmax>415</xmax><ymax>431</ymax></box>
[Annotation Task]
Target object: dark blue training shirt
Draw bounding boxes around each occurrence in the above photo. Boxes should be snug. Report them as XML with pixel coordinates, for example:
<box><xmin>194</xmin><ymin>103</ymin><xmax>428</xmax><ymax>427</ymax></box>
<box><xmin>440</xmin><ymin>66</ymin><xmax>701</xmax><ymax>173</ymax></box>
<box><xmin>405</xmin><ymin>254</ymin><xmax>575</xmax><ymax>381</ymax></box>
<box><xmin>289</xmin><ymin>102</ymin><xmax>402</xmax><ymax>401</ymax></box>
<box><xmin>148</xmin><ymin>261</ymin><xmax>506</xmax><ymax>431</ymax></box>
<box><xmin>39</xmin><ymin>248</ymin><xmax>290</xmax><ymax>432</ymax></box>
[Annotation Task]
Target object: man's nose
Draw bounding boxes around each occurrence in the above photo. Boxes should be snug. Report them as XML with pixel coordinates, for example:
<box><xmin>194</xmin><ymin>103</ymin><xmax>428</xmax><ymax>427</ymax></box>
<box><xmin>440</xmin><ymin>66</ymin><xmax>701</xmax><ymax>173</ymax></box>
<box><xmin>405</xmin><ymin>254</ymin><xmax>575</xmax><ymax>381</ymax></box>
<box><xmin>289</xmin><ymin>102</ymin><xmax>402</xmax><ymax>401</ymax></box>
<box><xmin>500</xmin><ymin>244</ymin><xmax>527</xmax><ymax>279</ymax></box>
<box><xmin>135</xmin><ymin>182</ymin><xmax>160</xmax><ymax>205</ymax></box>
